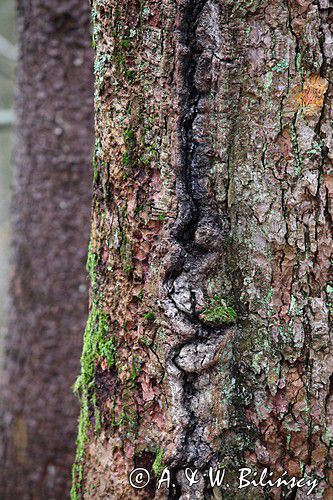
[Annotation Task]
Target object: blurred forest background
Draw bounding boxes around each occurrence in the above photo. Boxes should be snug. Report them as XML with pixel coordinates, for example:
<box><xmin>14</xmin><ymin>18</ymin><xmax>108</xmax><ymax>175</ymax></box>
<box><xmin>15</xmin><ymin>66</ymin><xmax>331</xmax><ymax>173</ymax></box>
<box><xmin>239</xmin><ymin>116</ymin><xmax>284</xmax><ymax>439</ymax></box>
<box><xmin>0</xmin><ymin>0</ymin><xmax>16</xmax><ymax>367</ymax></box>
<box><xmin>0</xmin><ymin>1</ymin><xmax>94</xmax><ymax>495</ymax></box>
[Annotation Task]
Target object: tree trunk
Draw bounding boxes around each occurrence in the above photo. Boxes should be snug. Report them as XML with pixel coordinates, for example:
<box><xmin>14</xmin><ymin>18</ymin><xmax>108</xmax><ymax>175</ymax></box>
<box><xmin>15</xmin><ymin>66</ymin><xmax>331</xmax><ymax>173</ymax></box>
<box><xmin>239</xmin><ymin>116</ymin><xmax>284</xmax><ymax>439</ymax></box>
<box><xmin>0</xmin><ymin>1</ymin><xmax>93</xmax><ymax>498</ymax></box>
<box><xmin>72</xmin><ymin>1</ymin><xmax>332</xmax><ymax>498</ymax></box>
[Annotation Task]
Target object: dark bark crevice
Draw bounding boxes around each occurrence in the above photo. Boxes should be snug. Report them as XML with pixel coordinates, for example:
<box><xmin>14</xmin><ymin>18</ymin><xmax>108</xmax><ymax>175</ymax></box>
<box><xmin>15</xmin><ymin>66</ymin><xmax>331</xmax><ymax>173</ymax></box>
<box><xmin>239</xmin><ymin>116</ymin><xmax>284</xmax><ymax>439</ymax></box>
<box><xmin>163</xmin><ymin>0</ymin><xmax>238</xmax><ymax>484</ymax></box>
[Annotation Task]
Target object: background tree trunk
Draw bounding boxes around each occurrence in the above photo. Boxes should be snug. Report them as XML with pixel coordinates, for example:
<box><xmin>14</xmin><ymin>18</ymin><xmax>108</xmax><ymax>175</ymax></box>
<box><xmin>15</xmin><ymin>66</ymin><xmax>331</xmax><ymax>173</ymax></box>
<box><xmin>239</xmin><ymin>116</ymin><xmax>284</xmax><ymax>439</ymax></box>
<box><xmin>0</xmin><ymin>1</ymin><xmax>93</xmax><ymax>498</ymax></box>
<box><xmin>73</xmin><ymin>0</ymin><xmax>332</xmax><ymax>498</ymax></box>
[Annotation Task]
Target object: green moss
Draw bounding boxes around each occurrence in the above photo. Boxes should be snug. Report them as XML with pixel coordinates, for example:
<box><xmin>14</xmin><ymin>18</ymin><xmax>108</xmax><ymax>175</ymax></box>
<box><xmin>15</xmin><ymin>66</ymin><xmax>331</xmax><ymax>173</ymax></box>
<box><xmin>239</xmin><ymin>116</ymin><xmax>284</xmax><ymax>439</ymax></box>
<box><xmin>152</xmin><ymin>447</ymin><xmax>165</xmax><ymax>476</ymax></box>
<box><xmin>122</xmin><ymin>128</ymin><xmax>137</xmax><ymax>169</ymax></box>
<box><xmin>157</xmin><ymin>212</ymin><xmax>167</xmax><ymax>221</ymax></box>
<box><xmin>130</xmin><ymin>355</ymin><xmax>143</xmax><ymax>385</ymax></box>
<box><xmin>112</xmin><ymin>30</ymin><xmax>136</xmax><ymax>82</ymax></box>
<box><xmin>200</xmin><ymin>296</ymin><xmax>237</xmax><ymax>326</ymax></box>
<box><xmin>123</xmin><ymin>127</ymin><xmax>135</xmax><ymax>142</ymax></box>
<box><xmin>71</xmin><ymin>395</ymin><xmax>89</xmax><ymax>500</ymax></box>
<box><xmin>202</xmin><ymin>305</ymin><xmax>237</xmax><ymax>324</ymax></box>
<box><xmin>81</xmin><ymin>307</ymin><xmax>115</xmax><ymax>384</ymax></box>
<box><xmin>142</xmin><ymin>311</ymin><xmax>155</xmax><ymax>324</ymax></box>
<box><xmin>123</xmin><ymin>263</ymin><xmax>133</xmax><ymax>275</ymax></box>
<box><xmin>122</xmin><ymin>151</ymin><xmax>133</xmax><ymax>167</ymax></box>
<box><xmin>120</xmin><ymin>38</ymin><xmax>131</xmax><ymax>50</ymax></box>
<box><xmin>71</xmin><ymin>306</ymin><xmax>116</xmax><ymax>499</ymax></box>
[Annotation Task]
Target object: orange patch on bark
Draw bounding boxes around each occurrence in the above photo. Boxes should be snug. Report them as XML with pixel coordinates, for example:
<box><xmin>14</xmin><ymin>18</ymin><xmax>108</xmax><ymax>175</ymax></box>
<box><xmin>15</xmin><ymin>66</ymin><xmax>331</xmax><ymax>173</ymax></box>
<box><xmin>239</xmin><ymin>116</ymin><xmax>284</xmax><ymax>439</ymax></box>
<box><xmin>287</xmin><ymin>75</ymin><xmax>328</xmax><ymax>117</ymax></box>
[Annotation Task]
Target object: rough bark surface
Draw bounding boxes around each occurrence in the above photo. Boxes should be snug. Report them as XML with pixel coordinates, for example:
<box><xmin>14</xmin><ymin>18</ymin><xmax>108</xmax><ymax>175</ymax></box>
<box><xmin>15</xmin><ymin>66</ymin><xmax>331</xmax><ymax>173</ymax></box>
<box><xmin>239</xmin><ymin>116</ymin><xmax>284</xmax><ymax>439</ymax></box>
<box><xmin>0</xmin><ymin>1</ymin><xmax>94</xmax><ymax>498</ymax></box>
<box><xmin>73</xmin><ymin>0</ymin><xmax>332</xmax><ymax>498</ymax></box>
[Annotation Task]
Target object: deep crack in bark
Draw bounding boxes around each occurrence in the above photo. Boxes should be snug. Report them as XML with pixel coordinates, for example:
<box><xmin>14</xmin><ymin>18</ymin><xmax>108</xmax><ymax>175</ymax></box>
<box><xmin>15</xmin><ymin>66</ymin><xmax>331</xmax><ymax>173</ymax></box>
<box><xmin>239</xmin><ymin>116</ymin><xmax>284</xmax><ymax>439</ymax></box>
<box><xmin>162</xmin><ymin>0</ymin><xmax>235</xmax><ymax>490</ymax></box>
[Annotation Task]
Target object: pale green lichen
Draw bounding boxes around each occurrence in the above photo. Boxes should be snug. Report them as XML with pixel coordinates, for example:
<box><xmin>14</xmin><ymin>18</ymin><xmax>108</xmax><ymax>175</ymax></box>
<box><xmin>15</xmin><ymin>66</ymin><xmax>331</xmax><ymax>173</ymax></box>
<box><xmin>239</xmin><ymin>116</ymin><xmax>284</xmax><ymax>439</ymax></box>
<box><xmin>272</xmin><ymin>58</ymin><xmax>289</xmax><ymax>73</ymax></box>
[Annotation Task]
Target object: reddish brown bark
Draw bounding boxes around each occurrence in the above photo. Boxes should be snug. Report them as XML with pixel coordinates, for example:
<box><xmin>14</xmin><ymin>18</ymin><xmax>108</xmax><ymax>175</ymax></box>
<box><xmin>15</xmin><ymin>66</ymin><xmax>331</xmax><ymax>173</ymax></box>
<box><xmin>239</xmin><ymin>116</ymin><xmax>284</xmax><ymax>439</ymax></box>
<box><xmin>73</xmin><ymin>1</ymin><xmax>332</xmax><ymax>499</ymax></box>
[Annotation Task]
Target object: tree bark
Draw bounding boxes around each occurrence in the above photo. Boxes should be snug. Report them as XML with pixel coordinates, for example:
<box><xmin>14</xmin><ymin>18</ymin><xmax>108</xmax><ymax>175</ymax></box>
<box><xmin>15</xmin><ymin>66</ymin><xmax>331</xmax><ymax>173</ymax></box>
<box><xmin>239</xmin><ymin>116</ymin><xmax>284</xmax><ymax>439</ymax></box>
<box><xmin>73</xmin><ymin>1</ymin><xmax>332</xmax><ymax>498</ymax></box>
<box><xmin>0</xmin><ymin>1</ymin><xmax>93</xmax><ymax>498</ymax></box>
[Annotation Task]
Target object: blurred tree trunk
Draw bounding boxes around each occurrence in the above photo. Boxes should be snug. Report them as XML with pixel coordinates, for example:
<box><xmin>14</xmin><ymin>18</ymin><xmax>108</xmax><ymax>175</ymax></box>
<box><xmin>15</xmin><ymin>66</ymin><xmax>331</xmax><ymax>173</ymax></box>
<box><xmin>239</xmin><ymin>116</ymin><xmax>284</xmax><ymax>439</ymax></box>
<box><xmin>0</xmin><ymin>1</ymin><xmax>93</xmax><ymax>498</ymax></box>
<box><xmin>72</xmin><ymin>0</ymin><xmax>332</xmax><ymax>499</ymax></box>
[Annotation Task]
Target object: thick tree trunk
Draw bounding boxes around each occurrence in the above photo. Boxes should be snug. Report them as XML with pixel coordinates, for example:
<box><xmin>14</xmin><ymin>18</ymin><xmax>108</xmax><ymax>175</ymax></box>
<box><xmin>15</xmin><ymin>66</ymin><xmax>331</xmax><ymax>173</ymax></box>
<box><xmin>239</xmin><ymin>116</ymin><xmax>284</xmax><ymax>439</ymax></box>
<box><xmin>73</xmin><ymin>1</ymin><xmax>332</xmax><ymax>498</ymax></box>
<box><xmin>0</xmin><ymin>1</ymin><xmax>93</xmax><ymax>498</ymax></box>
